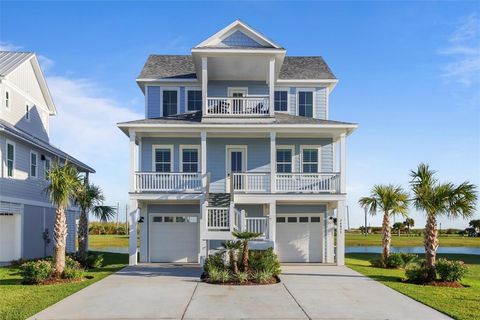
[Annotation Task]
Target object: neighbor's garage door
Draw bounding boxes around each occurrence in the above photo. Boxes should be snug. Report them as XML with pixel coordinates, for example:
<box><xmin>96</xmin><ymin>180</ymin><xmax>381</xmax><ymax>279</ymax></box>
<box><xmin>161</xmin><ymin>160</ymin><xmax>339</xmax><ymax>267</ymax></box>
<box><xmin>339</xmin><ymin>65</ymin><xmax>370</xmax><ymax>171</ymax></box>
<box><xmin>276</xmin><ymin>215</ymin><xmax>322</xmax><ymax>263</ymax></box>
<box><xmin>0</xmin><ymin>214</ymin><xmax>20</xmax><ymax>262</ymax></box>
<box><xmin>149</xmin><ymin>214</ymin><xmax>199</xmax><ymax>263</ymax></box>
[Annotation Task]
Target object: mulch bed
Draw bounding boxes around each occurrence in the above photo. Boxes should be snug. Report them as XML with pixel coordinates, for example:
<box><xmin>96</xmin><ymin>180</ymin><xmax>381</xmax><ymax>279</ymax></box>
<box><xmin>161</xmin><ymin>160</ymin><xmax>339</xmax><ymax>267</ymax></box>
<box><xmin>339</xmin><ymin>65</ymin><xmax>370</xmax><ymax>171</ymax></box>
<box><xmin>425</xmin><ymin>281</ymin><xmax>464</xmax><ymax>288</ymax></box>
<box><xmin>38</xmin><ymin>277</ymin><xmax>85</xmax><ymax>285</ymax></box>
<box><xmin>203</xmin><ymin>276</ymin><xmax>280</xmax><ymax>286</ymax></box>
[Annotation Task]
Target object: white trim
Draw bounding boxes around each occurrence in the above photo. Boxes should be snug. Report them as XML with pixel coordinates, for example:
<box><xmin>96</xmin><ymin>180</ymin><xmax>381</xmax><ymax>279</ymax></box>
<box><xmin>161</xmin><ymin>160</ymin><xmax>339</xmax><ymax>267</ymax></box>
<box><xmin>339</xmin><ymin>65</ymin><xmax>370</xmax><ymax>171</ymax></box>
<box><xmin>5</xmin><ymin>139</ymin><xmax>15</xmax><ymax>178</ymax></box>
<box><xmin>184</xmin><ymin>87</ymin><xmax>202</xmax><ymax>112</ymax></box>
<box><xmin>160</xmin><ymin>87</ymin><xmax>180</xmax><ymax>117</ymax></box>
<box><xmin>300</xmin><ymin>145</ymin><xmax>322</xmax><ymax>173</ymax></box>
<box><xmin>0</xmin><ymin>195</ymin><xmax>52</xmax><ymax>208</ymax></box>
<box><xmin>225</xmin><ymin>145</ymin><xmax>248</xmax><ymax>192</ymax></box>
<box><xmin>137</xmin><ymin>78</ymin><xmax>199</xmax><ymax>83</ymax></box>
<box><xmin>4</xmin><ymin>87</ymin><xmax>10</xmax><ymax>111</ymax></box>
<box><xmin>274</xmin><ymin>88</ymin><xmax>290</xmax><ymax>113</ymax></box>
<box><xmin>227</xmin><ymin>87</ymin><xmax>248</xmax><ymax>97</ymax></box>
<box><xmin>29</xmin><ymin>150</ymin><xmax>38</xmax><ymax>178</ymax></box>
<box><xmin>179</xmin><ymin>145</ymin><xmax>201</xmax><ymax>173</ymax></box>
<box><xmin>296</xmin><ymin>88</ymin><xmax>316</xmax><ymax>118</ymax></box>
<box><xmin>144</xmin><ymin>85</ymin><xmax>149</xmax><ymax>117</ymax></box>
<box><xmin>276</xmin><ymin>145</ymin><xmax>295</xmax><ymax>173</ymax></box>
<box><xmin>152</xmin><ymin>144</ymin><xmax>174</xmax><ymax>172</ymax></box>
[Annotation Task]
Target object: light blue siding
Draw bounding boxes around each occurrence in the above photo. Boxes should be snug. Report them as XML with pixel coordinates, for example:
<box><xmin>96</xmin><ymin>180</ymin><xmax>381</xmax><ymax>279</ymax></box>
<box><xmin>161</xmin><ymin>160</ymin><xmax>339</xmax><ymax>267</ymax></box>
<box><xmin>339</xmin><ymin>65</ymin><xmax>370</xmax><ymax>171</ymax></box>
<box><xmin>147</xmin><ymin>86</ymin><xmax>160</xmax><ymax>118</ymax></box>
<box><xmin>289</xmin><ymin>87</ymin><xmax>297</xmax><ymax>115</ymax></box>
<box><xmin>284</xmin><ymin>87</ymin><xmax>327</xmax><ymax>119</ymax></box>
<box><xmin>208</xmin><ymin>81</ymin><xmax>268</xmax><ymax>97</ymax></box>
<box><xmin>220</xmin><ymin>31</ymin><xmax>263</xmax><ymax>47</ymax></box>
<box><xmin>236</xmin><ymin>204</ymin><xmax>264</xmax><ymax>217</ymax></box>
<box><xmin>141</xmin><ymin>137</ymin><xmax>200</xmax><ymax>171</ymax></box>
<box><xmin>179</xmin><ymin>87</ymin><xmax>186</xmax><ymax>114</ymax></box>
<box><xmin>277</xmin><ymin>138</ymin><xmax>334</xmax><ymax>172</ymax></box>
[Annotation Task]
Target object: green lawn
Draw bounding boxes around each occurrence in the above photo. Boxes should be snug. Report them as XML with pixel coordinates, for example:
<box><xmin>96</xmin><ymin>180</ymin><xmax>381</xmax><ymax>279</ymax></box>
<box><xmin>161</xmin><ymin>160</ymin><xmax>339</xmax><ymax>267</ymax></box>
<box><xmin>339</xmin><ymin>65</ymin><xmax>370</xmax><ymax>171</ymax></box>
<box><xmin>0</xmin><ymin>252</ymin><xmax>127</xmax><ymax>320</ymax></box>
<box><xmin>346</xmin><ymin>233</ymin><xmax>480</xmax><ymax>247</ymax></box>
<box><xmin>346</xmin><ymin>253</ymin><xmax>480</xmax><ymax>320</ymax></box>
<box><xmin>88</xmin><ymin>234</ymin><xmax>130</xmax><ymax>248</ymax></box>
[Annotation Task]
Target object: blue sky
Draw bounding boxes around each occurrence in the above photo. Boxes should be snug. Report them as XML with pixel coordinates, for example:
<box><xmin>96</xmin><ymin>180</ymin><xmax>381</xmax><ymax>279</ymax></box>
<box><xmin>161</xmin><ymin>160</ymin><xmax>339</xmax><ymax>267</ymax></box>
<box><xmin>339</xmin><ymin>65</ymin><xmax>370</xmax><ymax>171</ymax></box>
<box><xmin>1</xmin><ymin>1</ymin><xmax>479</xmax><ymax>229</ymax></box>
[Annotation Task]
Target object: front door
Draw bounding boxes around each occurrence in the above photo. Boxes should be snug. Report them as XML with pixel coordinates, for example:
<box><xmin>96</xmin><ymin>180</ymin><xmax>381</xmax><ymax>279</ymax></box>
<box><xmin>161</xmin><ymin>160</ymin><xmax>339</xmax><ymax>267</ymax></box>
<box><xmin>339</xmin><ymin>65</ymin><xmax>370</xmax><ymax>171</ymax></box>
<box><xmin>228</xmin><ymin>88</ymin><xmax>247</xmax><ymax>114</ymax></box>
<box><xmin>226</xmin><ymin>147</ymin><xmax>246</xmax><ymax>192</ymax></box>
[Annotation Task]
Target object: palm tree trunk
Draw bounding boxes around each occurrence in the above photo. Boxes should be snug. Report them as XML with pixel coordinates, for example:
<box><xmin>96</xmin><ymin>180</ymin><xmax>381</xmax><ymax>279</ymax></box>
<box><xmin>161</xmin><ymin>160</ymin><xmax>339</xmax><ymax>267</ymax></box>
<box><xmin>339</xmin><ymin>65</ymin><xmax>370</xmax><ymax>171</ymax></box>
<box><xmin>77</xmin><ymin>209</ymin><xmax>88</xmax><ymax>258</ymax></box>
<box><xmin>53</xmin><ymin>206</ymin><xmax>67</xmax><ymax>277</ymax></box>
<box><xmin>424</xmin><ymin>213</ymin><xmax>438</xmax><ymax>281</ymax></box>
<box><xmin>382</xmin><ymin>212</ymin><xmax>391</xmax><ymax>261</ymax></box>
<box><xmin>242</xmin><ymin>240</ymin><xmax>249</xmax><ymax>272</ymax></box>
<box><xmin>232</xmin><ymin>251</ymin><xmax>239</xmax><ymax>274</ymax></box>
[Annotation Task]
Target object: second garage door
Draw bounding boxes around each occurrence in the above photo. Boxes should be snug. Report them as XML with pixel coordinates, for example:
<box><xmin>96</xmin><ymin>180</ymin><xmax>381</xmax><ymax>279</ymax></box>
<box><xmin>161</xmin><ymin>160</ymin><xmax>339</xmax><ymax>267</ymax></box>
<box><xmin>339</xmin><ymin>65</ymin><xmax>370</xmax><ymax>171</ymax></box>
<box><xmin>149</xmin><ymin>215</ymin><xmax>199</xmax><ymax>263</ymax></box>
<box><xmin>276</xmin><ymin>215</ymin><xmax>323</xmax><ymax>263</ymax></box>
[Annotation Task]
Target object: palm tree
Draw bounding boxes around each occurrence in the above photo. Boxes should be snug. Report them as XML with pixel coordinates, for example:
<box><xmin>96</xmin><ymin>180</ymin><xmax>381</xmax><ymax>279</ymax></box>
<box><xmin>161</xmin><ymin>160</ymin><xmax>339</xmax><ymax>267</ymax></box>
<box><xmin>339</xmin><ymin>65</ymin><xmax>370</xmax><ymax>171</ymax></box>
<box><xmin>410</xmin><ymin>163</ymin><xmax>477</xmax><ymax>281</ymax></box>
<box><xmin>392</xmin><ymin>222</ymin><xmax>404</xmax><ymax>236</ymax></box>
<box><xmin>232</xmin><ymin>231</ymin><xmax>262</xmax><ymax>272</ymax></box>
<box><xmin>403</xmin><ymin>218</ymin><xmax>415</xmax><ymax>235</ymax></box>
<box><xmin>221</xmin><ymin>240</ymin><xmax>242</xmax><ymax>274</ymax></box>
<box><xmin>45</xmin><ymin>161</ymin><xmax>80</xmax><ymax>277</ymax></box>
<box><xmin>358</xmin><ymin>185</ymin><xmax>409</xmax><ymax>262</ymax></box>
<box><xmin>75</xmin><ymin>180</ymin><xmax>116</xmax><ymax>257</ymax></box>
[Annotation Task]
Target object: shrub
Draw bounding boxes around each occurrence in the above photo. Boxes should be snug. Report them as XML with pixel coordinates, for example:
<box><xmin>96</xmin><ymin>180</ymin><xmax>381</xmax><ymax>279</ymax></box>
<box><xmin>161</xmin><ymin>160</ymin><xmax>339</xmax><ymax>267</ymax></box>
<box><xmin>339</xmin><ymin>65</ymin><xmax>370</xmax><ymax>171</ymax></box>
<box><xmin>20</xmin><ymin>260</ymin><xmax>53</xmax><ymax>284</ymax></box>
<box><xmin>208</xmin><ymin>266</ymin><xmax>221</xmax><ymax>282</ymax></box>
<box><xmin>204</xmin><ymin>253</ymin><xmax>225</xmax><ymax>277</ymax></box>
<box><xmin>218</xmin><ymin>270</ymin><xmax>231</xmax><ymax>283</ymax></box>
<box><xmin>62</xmin><ymin>267</ymin><xmax>84</xmax><ymax>280</ymax></box>
<box><xmin>405</xmin><ymin>260</ymin><xmax>428</xmax><ymax>284</ymax></box>
<box><xmin>370</xmin><ymin>257</ymin><xmax>386</xmax><ymax>268</ymax></box>
<box><xmin>249</xmin><ymin>248</ymin><xmax>281</xmax><ymax>276</ymax></box>
<box><xmin>86</xmin><ymin>253</ymin><xmax>104</xmax><ymax>268</ymax></box>
<box><xmin>236</xmin><ymin>271</ymin><xmax>249</xmax><ymax>284</ymax></box>
<box><xmin>253</xmin><ymin>271</ymin><xmax>272</xmax><ymax>284</ymax></box>
<box><xmin>65</xmin><ymin>256</ymin><xmax>82</xmax><ymax>270</ymax></box>
<box><xmin>371</xmin><ymin>253</ymin><xmax>418</xmax><ymax>269</ymax></box>
<box><xmin>385</xmin><ymin>254</ymin><xmax>404</xmax><ymax>269</ymax></box>
<box><xmin>398</xmin><ymin>253</ymin><xmax>418</xmax><ymax>266</ymax></box>
<box><xmin>436</xmin><ymin>259</ymin><xmax>468</xmax><ymax>282</ymax></box>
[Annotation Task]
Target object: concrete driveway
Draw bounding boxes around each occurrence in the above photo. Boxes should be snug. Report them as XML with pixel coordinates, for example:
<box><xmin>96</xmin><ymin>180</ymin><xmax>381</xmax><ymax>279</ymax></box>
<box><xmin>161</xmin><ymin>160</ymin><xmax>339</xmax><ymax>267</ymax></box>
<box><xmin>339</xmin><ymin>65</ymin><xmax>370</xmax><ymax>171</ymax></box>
<box><xmin>31</xmin><ymin>264</ymin><xmax>451</xmax><ymax>320</ymax></box>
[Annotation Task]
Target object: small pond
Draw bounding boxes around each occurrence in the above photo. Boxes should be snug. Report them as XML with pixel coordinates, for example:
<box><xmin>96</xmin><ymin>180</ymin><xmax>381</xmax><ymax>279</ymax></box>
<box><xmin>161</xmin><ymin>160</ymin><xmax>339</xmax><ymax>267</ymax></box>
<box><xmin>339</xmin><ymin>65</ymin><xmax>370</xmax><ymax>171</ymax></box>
<box><xmin>346</xmin><ymin>246</ymin><xmax>480</xmax><ymax>255</ymax></box>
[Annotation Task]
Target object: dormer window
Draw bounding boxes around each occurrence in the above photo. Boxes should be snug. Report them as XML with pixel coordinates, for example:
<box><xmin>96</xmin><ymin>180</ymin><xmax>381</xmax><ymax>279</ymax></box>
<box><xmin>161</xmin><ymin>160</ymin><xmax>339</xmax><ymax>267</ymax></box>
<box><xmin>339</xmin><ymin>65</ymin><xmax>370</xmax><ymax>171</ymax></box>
<box><xmin>274</xmin><ymin>91</ymin><xmax>288</xmax><ymax>112</ymax></box>
<box><xmin>5</xmin><ymin>89</ymin><xmax>10</xmax><ymax>110</ymax></box>
<box><xmin>187</xmin><ymin>89</ymin><xmax>202</xmax><ymax>111</ymax></box>
<box><xmin>161</xmin><ymin>89</ymin><xmax>179</xmax><ymax>117</ymax></box>
<box><xmin>298</xmin><ymin>90</ymin><xmax>314</xmax><ymax>117</ymax></box>
<box><xmin>25</xmin><ymin>104</ymin><xmax>30</xmax><ymax>121</ymax></box>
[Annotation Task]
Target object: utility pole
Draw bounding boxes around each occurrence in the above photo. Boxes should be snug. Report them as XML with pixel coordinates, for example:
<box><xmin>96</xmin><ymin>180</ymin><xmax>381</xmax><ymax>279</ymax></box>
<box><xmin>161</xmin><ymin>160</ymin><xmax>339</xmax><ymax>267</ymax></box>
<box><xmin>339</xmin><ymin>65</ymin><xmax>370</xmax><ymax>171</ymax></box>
<box><xmin>116</xmin><ymin>202</ymin><xmax>119</xmax><ymax>229</ymax></box>
<box><xmin>346</xmin><ymin>205</ymin><xmax>350</xmax><ymax>230</ymax></box>
<box><xmin>364</xmin><ymin>207</ymin><xmax>368</xmax><ymax>236</ymax></box>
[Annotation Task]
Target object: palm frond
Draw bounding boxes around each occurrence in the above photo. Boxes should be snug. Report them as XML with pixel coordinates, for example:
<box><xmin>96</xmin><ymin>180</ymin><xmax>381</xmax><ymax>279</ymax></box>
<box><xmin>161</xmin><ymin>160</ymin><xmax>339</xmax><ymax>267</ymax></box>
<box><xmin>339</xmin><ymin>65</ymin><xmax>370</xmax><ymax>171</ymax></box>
<box><xmin>91</xmin><ymin>205</ymin><xmax>116</xmax><ymax>222</ymax></box>
<box><xmin>44</xmin><ymin>161</ymin><xmax>80</xmax><ymax>208</ymax></box>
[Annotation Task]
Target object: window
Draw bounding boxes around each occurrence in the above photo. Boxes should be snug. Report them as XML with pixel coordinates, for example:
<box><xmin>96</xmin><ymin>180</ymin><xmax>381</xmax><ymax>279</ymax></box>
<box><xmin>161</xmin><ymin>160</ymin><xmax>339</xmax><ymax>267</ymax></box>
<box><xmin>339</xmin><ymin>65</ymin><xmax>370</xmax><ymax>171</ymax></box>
<box><xmin>276</xmin><ymin>217</ymin><xmax>286</xmax><ymax>223</ymax></box>
<box><xmin>299</xmin><ymin>217</ymin><xmax>309</xmax><ymax>223</ymax></box>
<box><xmin>153</xmin><ymin>146</ymin><xmax>172</xmax><ymax>172</ymax></box>
<box><xmin>187</xmin><ymin>90</ymin><xmax>202</xmax><ymax>111</ymax></box>
<box><xmin>162</xmin><ymin>90</ymin><xmax>178</xmax><ymax>116</ymax></box>
<box><xmin>287</xmin><ymin>217</ymin><xmax>297</xmax><ymax>223</ymax></box>
<box><xmin>302</xmin><ymin>148</ymin><xmax>319</xmax><ymax>173</ymax></box>
<box><xmin>298</xmin><ymin>91</ymin><xmax>313</xmax><ymax>117</ymax></box>
<box><xmin>180</xmin><ymin>146</ymin><xmax>199</xmax><ymax>173</ymax></box>
<box><xmin>153</xmin><ymin>216</ymin><xmax>163</xmax><ymax>223</ymax></box>
<box><xmin>25</xmin><ymin>104</ymin><xmax>30</xmax><ymax>120</ymax></box>
<box><xmin>6</xmin><ymin>142</ymin><xmax>14</xmax><ymax>177</ymax></box>
<box><xmin>5</xmin><ymin>89</ymin><xmax>10</xmax><ymax>110</ymax></box>
<box><xmin>164</xmin><ymin>216</ymin><xmax>174</xmax><ymax>223</ymax></box>
<box><xmin>274</xmin><ymin>91</ymin><xmax>288</xmax><ymax>112</ymax></box>
<box><xmin>30</xmin><ymin>151</ymin><xmax>38</xmax><ymax>178</ymax></box>
<box><xmin>44</xmin><ymin>157</ymin><xmax>51</xmax><ymax>180</ymax></box>
<box><xmin>276</xmin><ymin>148</ymin><xmax>293</xmax><ymax>173</ymax></box>
<box><xmin>311</xmin><ymin>216</ymin><xmax>321</xmax><ymax>223</ymax></box>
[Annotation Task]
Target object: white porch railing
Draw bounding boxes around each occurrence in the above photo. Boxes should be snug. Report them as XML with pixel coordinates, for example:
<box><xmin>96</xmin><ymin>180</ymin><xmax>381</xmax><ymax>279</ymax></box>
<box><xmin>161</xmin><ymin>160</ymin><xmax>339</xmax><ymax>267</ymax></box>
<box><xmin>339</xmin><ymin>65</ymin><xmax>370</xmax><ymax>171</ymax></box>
<box><xmin>135</xmin><ymin>172</ymin><xmax>202</xmax><ymax>192</ymax></box>
<box><xmin>232</xmin><ymin>172</ymin><xmax>270</xmax><ymax>193</ymax></box>
<box><xmin>276</xmin><ymin>173</ymin><xmax>340</xmax><ymax>193</ymax></box>
<box><xmin>206</xmin><ymin>207</ymin><xmax>230</xmax><ymax>231</ymax></box>
<box><xmin>206</xmin><ymin>97</ymin><xmax>270</xmax><ymax>116</ymax></box>
<box><xmin>245</xmin><ymin>217</ymin><xmax>268</xmax><ymax>237</ymax></box>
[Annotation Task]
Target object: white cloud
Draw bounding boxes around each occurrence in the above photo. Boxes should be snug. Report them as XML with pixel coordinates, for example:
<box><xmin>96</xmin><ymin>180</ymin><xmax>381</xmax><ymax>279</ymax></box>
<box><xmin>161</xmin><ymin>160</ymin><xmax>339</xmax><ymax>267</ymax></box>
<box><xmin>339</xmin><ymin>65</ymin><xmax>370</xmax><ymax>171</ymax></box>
<box><xmin>0</xmin><ymin>41</ymin><xmax>22</xmax><ymax>51</ymax></box>
<box><xmin>439</xmin><ymin>13</ymin><xmax>480</xmax><ymax>86</ymax></box>
<box><xmin>38</xmin><ymin>55</ymin><xmax>54</xmax><ymax>72</ymax></box>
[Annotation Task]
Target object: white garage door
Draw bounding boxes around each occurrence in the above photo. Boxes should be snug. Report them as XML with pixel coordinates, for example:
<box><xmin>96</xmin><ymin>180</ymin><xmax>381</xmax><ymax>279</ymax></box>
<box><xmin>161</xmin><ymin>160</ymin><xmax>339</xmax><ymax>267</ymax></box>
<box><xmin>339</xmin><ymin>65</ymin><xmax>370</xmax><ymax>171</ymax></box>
<box><xmin>0</xmin><ymin>214</ymin><xmax>21</xmax><ymax>262</ymax></box>
<box><xmin>149</xmin><ymin>215</ymin><xmax>199</xmax><ymax>263</ymax></box>
<box><xmin>276</xmin><ymin>215</ymin><xmax>323</xmax><ymax>263</ymax></box>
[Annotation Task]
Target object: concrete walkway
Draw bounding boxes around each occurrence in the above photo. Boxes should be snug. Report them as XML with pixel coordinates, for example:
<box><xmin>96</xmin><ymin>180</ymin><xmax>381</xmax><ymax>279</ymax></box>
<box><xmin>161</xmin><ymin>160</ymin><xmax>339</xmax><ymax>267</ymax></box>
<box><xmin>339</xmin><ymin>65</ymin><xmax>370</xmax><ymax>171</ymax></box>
<box><xmin>31</xmin><ymin>264</ymin><xmax>451</xmax><ymax>320</ymax></box>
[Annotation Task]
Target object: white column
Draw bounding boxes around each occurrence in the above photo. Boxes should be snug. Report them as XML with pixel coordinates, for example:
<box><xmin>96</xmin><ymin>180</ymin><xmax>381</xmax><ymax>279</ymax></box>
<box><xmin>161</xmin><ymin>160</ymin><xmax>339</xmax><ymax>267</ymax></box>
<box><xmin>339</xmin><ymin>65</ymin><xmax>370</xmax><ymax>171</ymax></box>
<box><xmin>336</xmin><ymin>200</ymin><xmax>346</xmax><ymax>266</ymax></box>
<box><xmin>202</xmin><ymin>57</ymin><xmax>208</xmax><ymax>116</ymax></box>
<box><xmin>129</xmin><ymin>202</ymin><xmax>139</xmax><ymax>266</ymax></box>
<box><xmin>199</xmin><ymin>131</ymin><xmax>208</xmax><ymax>264</ymax></box>
<box><xmin>270</xmin><ymin>132</ymin><xmax>276</xmax><ymax>193</ymax></box>
<box><xmin>339</xmin><ymin>133</ymin><xmax>346</xmax><ymax>194</ymax></box>
<box><xmin>201</xmin><ymin>131</ymin><xmax>207</xmax><ymax>192</ymax></box>
<box><xmin>199</xmin><ymin>201</ymin><xmax>208</xmax><ymax>264</ymax></box>
<box><xmin>139</xmin><ymin>205</ymin><xmax>148</xmax><ymax>263</ymax></box>
<box><xmin>129</xmin><ymin>130</ymin><xmax>136</xmax><ymax>192</ymax></box>
<box><xmin>268</xmin><ymin>58</ymin><xmax>275</xmax><ymax>117</ymax></box>
<box><xmin>326</xmin><ymin>207</ymin><xmax>335</xmax><ymax>263</ymax></box>
<box><xmin>268</xmin><ymin>200</ymin><xmax>276</xmax><ymax>247</ymax></box>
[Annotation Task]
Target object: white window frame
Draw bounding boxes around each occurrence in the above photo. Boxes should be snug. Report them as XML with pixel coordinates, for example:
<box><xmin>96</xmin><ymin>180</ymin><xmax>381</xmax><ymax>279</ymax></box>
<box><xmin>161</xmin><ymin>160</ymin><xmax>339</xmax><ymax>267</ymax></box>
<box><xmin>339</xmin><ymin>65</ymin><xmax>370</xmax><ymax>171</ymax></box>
<box><xmin>225</xmin><ymin>145</ymin><xmax>248</xmax><ymax>192</ymax></box>
<box><xmin>300</xmin><ymin>145</ymin><xmax>322</xmax><ymax>173</ymax></box>
<box><xmin>5</xmin><ymin>140</ymin><xmax>15</xmax><ymax>178</ymax></box>
<box><xmin>227</xmin><ymin>87</ymin><xmax>248</xmax><ymax>97</ymax></box>
<box><xmin>185</xmin><ymin>87</ymin><xmax>202</xmax><ymax>112</ymax></box>
<box><xmin>5</xmin><ymin>88</ymin><xmax>10</xmax><ymax>111</ymax></box>
<box><xmin>30</xmin><ymin>150</ymin><xmax>38</xmax><ymax>178</ymax></box>
<box><xmin>151</xmin><ymin>145</ymin><xmax>174</xmax><ymax>172</ymax></box>
<box><xmin>25</xmin><ymin>102</ymin><xmax>30</xmax><ymax>121</ymax></box>
<box><xmin>179</xmin><ymin>145</ymin><xmax>200</xmax><ymax>173</ymax></box>
<box><xmin>44</xmin><ymin>156</ymin><xmax>51</xmax><ymax>180</ymax></box>
<box><xmin>276</xmin><ymin>145</ymin><xmax>295</xmax><ymax>173</ymax></box>
<box><xmin>160</xmin><ymin>87</ymin><xmax>180</xmax><ymax>117</ymax></box>
<box><xmin>274</xmin><ymin>88</ymin><xmax>290</xmax><ymax>113</ymax></box>
<box><xmin>296</xmin><ymin>88</ymin><xmax>316</xmax><ymax>118</ymax></box>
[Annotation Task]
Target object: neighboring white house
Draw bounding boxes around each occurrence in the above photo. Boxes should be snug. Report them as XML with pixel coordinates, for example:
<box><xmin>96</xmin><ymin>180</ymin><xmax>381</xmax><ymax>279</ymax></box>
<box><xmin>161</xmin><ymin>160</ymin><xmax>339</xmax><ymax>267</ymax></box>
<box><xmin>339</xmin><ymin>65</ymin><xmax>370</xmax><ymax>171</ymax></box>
<box><xmin>118</xmin><ymin>20</ymin><xmax>357</xmax><ymax>266</ymax></box>
<box><xmin>0</xmin><ymin>51</ymin><xmax>94</xmax><ymax>262</ymax></box>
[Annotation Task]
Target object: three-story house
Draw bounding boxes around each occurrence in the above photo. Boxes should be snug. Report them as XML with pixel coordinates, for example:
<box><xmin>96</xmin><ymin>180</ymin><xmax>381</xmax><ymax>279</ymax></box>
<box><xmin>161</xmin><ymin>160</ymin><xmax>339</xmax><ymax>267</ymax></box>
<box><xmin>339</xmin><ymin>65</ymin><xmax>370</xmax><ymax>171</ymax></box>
<box><xmin>119</xmin><ymin>20</ymin><xmax>356</xmax><ymax>266</ymax></box>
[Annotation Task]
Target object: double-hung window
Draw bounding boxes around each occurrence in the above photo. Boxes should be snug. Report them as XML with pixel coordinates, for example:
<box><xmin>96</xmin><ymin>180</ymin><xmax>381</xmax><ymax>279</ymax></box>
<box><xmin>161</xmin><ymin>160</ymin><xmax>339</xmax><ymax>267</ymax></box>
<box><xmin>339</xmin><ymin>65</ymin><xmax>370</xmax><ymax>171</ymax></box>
<box><xmin>181</xmin><ymin>146</ymin><xmax>199</xmax><ymax>172</ymax></box>
<box><xmin>298</xmin><ymin>91</ymin><xmax>314</xmax><ymax>117</ymax></box>
<box><xmin>153</xmin><ymin>146</ymin><xmax>172</xmax><ymax>172</ymax></box>
<box><xmin>274</xmin><ymin>91</ymin><xmax>288</xmax><ymax>112</ymax></box>
<box><xmin>276</xmin><ymin>148</ymin><xmax>293</xmax><ymax>173</ymax></box>
<box><xmin>162</xmin><ymin>89</ymin><xmax>178</xmax><ymax>117</ymax></box>
<box><xmin>45</xmin><ymin>157</ymin><xmax>51</xmax><ymax>180</ymax></box>
<box><xmin>6</xmin><ymin>141</ymin><xmax>14</xmax><ymax>177</ymax></box>
<box><xmin>30</xmin><ymin>151</ymin><xmax>38</xmax><ymax>178</ymax></box>
<box><xmin>301</xmin><ymin>148</ymin><xmax>319</xmax><ymax>173</ymax></box>
<box><xmin>187</xmin><ymin>90</ymin><xmax>202</xmax><ymax>111</ymax></box>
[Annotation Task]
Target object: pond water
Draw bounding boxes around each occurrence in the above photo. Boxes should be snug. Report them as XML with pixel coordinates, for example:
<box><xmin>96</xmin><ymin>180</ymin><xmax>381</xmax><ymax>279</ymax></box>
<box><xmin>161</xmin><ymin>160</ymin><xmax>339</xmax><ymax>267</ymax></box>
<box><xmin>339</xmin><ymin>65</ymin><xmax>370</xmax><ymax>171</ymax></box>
<box><xmin>346</xmin><ymin>246</ymin><xmax>480</xmax><ymax>255</ymax></box>
<box><xmin>93</xmin><ymin>247</ymin><xmax>129</xmax><ymax>254</ymax></box>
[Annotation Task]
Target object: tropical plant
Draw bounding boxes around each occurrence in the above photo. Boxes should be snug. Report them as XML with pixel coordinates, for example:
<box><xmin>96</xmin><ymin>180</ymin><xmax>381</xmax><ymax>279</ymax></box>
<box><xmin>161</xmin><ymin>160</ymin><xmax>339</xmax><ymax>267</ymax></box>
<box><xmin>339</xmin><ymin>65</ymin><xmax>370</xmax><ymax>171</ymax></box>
<box><xmin>75</xmin><ymin>180</ymin><xmax>115</xmax><ymax>257</ymax></box>
<box><xmin>236</xmin><ymin>271</ymin><xmax>249</xmax><ymax>284</ymax></box>
<box><xmin>403</xmin><ymin>218</ymin><xmax>415</xmax><ymax>235</ymax></box>
<box><xmin>232</xmin><ymin>231</ymin><xmax>262</xmax><ymax>272</ymax></box>
<box><xmin>469</xmin><ymin>219</ymin><xmax>480</xmax><ymax>236</ymax></box>
<box><xmin>410</xmin><ymin>163</ymin><xmax>477</xmax><ymax>281</ymax></box>
<box><xmin>20</xmin><ymin>260</ymin><xmax>53</xmax><ymax>284</ymax></box>
<box><xmin>221</xmin><ymin>240</ymin><xmax>242</xmax><ymax>274</ymax></box>
<box><xmin>392</xmin><ymin>222</ymin><xmax>405</xmax><ymax>236</ymax></box>
<box><xmin>45</xmin><ymin>161</ymin><xmax>80</xmax><ymax>277</ymax></box>
<box><xmin>436</xmin><ymin>259</ymin><xmax>468</xmax><ymax>282</ymax></box>
<box><xmin>358</xmin><ymin>185</ymin><xmax>409</xmax><ymax>262</ymax></box>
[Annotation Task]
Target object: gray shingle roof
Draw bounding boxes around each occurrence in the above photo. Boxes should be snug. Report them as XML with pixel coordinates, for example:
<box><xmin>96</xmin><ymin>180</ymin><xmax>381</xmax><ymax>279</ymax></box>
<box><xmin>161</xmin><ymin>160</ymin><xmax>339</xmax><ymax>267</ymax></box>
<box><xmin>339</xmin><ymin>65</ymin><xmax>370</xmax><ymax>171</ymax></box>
<box><xmin>118</xmin><ymin>111</ymin><xmax>354</xmax><ymax>126</ymax></box>
<box><xmin>138</xmin><ymin>55</ymin><xmax>336</xmax><ymax>80</ymax></box>
<box><xmin>0</xmin><ymin>51</ymin><xmax>34</xmax><ymax>77</ymax></box>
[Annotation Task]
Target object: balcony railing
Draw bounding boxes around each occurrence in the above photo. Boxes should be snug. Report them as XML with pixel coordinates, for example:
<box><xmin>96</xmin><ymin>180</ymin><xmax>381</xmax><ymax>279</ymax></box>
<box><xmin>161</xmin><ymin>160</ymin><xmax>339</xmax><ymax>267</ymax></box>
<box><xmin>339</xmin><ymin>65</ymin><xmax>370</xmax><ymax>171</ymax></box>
<box><xmin>206</xmin><ymin>207</ymin><xmax>230</xmax><ymax>231</ymax></box>
<box><xmin>276</xmin><ymin>173</ymin><xmax>340</xmax><ymax>193</ymax></box>
<box><xmin>134</xmin><ymin>172</ymin><xmax>202</xmax><ymax>192</ymax></box>
<box><xmin>206</xmin><ymin>96</ymin><xmax>270</xmax><ymax>116</ymax></box>
<box><xmin>245</xmin><ymin>217</ymin><xmax>268</xmax><ymax>237</ymax></box>
<box><xmin>206</xmin><ymin>205</ymin><xmax>268</xmax><ymax>237</ymax></box>
<box><xmin>232</xmin><ymin>172</ymin><xmax>270</xmax><ymax>193</ymax></box>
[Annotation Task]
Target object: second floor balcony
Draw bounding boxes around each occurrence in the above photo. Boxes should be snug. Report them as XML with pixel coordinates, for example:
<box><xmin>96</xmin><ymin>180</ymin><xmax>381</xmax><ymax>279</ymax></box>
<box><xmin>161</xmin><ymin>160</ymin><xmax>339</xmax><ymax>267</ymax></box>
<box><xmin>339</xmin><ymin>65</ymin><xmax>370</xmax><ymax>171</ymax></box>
<box><xmin>206</xmin><ymin>96</ymin><xmax>270</xmax><ymax>117</ymax></box>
